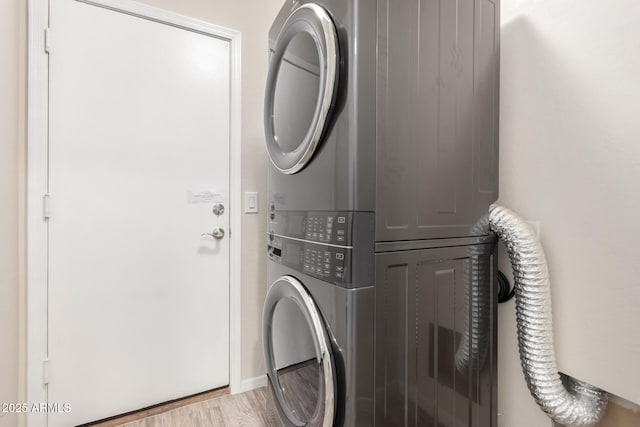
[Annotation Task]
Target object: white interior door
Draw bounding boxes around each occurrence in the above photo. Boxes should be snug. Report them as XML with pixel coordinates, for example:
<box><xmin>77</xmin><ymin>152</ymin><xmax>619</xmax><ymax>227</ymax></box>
<box><xmin>48</xmin><ymin>1</ymin><xmax>231</xmax><ymax>425</ymax></box>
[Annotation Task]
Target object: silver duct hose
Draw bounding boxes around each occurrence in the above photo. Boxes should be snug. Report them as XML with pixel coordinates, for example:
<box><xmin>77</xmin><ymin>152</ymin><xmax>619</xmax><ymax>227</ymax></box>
<box><xmin>456</xmin><ymin>214</ymin><xmax>491</xmax><ymax>373</ymax></box>
<box><xmin>489</xmin><ymin>204</ymin><xmax>608</xmax><ymax>427</ymax></box>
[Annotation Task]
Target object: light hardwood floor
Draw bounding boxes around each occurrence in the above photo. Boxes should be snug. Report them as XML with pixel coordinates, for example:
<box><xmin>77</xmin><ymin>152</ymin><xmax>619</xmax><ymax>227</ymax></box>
<box><xmin>117</xmin><ymin>388</ymin><xmax>281</xmax><ymax>427</ymax></box>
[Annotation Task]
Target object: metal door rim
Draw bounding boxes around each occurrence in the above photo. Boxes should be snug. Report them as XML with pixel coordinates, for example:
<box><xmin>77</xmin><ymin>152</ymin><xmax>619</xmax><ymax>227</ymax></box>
<box><xmin>264</xmin><ymin>3</ymin><xmax>339</xmax><ymax>175</ymax></box>
<box><xmin>263</xmin><ymin>275</ymin><xmax>336</xmax><ymax>426</ymax></box>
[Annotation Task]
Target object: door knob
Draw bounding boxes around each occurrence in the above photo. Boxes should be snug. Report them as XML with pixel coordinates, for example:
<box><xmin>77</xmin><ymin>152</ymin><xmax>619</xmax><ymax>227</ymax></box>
<box><xmin>201</xmin><ymin>228</ymin><xmax>225</xmax><ymax>239</ymax></box>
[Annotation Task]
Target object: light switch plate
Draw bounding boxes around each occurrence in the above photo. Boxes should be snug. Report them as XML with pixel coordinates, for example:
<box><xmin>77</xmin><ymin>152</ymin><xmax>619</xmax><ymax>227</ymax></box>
<box><xmin>244</xmin><ymin>191</ymin><xmax>258</xmax><ymax>214</ymax></box>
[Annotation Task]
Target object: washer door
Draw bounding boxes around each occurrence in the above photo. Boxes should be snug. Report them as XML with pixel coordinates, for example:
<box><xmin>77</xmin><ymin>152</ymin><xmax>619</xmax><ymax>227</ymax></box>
<box><xmin>263</xmin><ymin>275</ymin><xmax>336</xmax><ymax>427</ymax></box>
<box><xmin>264</xmin><ymin>3</ymin><xmax>339</xmax><ymax>174</ymax></box>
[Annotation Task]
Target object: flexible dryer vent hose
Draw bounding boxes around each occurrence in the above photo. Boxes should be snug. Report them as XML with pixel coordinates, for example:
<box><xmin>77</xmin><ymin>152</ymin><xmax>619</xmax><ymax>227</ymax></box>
<box><xmin>489</xmin><ymin>204</ymin><xmax>608</xmax><ymax>426</ymax></box>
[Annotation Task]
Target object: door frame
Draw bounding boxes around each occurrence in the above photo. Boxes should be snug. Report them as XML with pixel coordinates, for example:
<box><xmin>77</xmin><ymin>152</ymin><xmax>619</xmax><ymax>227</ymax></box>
<box><xmin>27</xmin><ymin>1</ymin><xmax>243</xmax><ymax>425</ymax></box>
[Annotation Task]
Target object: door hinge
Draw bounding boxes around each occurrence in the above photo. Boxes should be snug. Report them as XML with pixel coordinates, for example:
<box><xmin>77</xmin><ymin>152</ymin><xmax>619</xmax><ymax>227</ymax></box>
<box><xmin>44</xmin><ymin>28</ymin><xmax>51</xmax><ymax>54</ymax></box>
<box><xmin>43</xmin><ymin>194</ymin><xmax>51</xmax><ymax>220</ymax></box>
<box><xmin>43</xmin><ymin>359</ymin><xmax>50</xmax><ymax>385</ymax></box>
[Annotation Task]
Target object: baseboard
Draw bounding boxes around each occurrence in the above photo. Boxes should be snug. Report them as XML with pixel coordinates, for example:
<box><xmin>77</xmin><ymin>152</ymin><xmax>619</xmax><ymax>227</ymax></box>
<box><xmin>238</xmin><ymin>375</ymin><xmax>267</xmax><ymax>393</ymax></box>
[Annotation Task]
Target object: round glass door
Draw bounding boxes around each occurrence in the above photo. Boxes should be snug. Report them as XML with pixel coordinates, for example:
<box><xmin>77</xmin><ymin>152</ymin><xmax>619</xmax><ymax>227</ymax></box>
<box><xmin>264</xmin><ymin>3</ymin><xmax>339</xmax><ymax>174</ymax></box>
<box><xmin>263</xmin><ymin>276</ymin><xmax>336</xmax><ymax>426</ymax></box>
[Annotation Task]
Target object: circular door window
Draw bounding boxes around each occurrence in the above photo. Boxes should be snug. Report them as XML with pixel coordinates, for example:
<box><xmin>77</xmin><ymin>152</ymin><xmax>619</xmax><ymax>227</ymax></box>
<box><xmin>263</xmin><ymin>276</ymin><xmax>336</xmax><ymax>426</ymax></box>
<box><xmin>264</xmin><ymin>4</ymin><xmax>339</xmax><ymax>174</ymax></box>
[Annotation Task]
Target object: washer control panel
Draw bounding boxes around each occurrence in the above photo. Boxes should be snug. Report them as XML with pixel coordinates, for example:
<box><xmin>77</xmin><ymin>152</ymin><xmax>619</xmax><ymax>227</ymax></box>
<box><xmin>268</xmin><ymin>234</ymin><xmax>351</xmax><ymax>285</ymax></box>
<box><xmin>302</xmin><ymin>246</ymin><xmax>348</xmax><ymax>281</ymax></box>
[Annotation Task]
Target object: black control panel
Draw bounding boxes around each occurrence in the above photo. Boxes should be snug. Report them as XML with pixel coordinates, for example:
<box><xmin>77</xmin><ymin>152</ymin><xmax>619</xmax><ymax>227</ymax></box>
<box><xmin>305</xmin><ymin>212</ymin><xmax>349</xmax><ymax>244</ymax></box>
<box><xmin>269</xmin><ymin>209</ymin><xmax>354</xmax><ymax>246</ymax></box>
<box><xmin>303</xmin><ymin>246</ymin><xmax>348</xmax><ymax>281</ymax></box>
<box><xmin>268</xmin><ymin>210</ymin><xmax>374</xmax><ymax>288</ymax></box>
<box><xmin>268</xmin><ymin>234</ymin><xmax>351</xmax><ymax>285</ymax></box>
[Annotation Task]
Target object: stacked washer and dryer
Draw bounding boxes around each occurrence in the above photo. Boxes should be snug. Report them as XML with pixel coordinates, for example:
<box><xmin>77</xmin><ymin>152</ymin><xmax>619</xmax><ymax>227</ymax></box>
<box><xmin>262</xmin><ymin>0</ymin><xmax>500</xmax><ymax>426</ymax></box>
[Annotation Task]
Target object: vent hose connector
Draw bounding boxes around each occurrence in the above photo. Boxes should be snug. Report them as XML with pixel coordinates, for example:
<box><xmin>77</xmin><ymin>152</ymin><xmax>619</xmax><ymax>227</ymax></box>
<box><xmin>489</xmin><ymin>204</ymin><xmax>608</xmax><ymax>426</ymax></box>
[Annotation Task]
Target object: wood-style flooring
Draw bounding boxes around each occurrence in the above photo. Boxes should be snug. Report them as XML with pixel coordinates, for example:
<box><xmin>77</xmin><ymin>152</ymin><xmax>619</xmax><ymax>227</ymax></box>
<box><xmin>114</xmin><ymin>387</ymin><xmax>282</xmax><ymax>427</ymax></box>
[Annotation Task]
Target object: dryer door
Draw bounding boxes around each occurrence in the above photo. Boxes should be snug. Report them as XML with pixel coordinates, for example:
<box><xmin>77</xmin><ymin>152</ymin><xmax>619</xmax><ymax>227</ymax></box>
<box><xmin>264</xmin><ymin>3</ymin><xmax>339</xmax><ymax>174</ymax></box>
<box><xmin>263</xmin><ymin>275</ymin><xmax>336</xmax><ymax>427</ymax></box>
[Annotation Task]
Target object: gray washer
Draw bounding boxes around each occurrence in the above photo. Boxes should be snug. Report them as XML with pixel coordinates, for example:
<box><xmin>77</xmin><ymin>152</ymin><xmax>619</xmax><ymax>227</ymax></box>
<box><xmin>264</xmin><ymin>260</ymin><xmax>374</xmax><ymax>427</ymax></box>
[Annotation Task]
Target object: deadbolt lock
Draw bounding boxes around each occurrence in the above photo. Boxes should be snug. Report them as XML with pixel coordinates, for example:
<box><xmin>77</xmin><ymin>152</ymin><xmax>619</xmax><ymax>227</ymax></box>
<box><xmin>212</xmin><ymin>203</ymin><xmax>225</xmax><ymax>216</ymax></box>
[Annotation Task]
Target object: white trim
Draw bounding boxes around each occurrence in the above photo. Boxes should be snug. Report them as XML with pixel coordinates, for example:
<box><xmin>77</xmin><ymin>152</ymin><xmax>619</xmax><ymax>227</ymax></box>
<box><xmin>227</xmin><ymin>11</ymin><xmax>243</xmax><ymax>397</ymax></box>
<box><xmin>239</xmin><ymin>375</ymin><xmax>268</xmax><ymax>393</ymax></box>
<box><xmin>610</xmin><ymin>394</ymin><xmax>640</xmax><ymax>413</ymax></box>
<box><xmin>27</xmin><ymin>2</ymin><xmax>243</xmax><ymax>425</ymax></box>
<box><xmin>76</xmin><ymin>0</ymin><xmax>240</xmax><ymax>41</ymax></box>
<box><xmin>26</xmin><ymin>1</ymin><xmax>50</xmax><ymax>426</ymax></box>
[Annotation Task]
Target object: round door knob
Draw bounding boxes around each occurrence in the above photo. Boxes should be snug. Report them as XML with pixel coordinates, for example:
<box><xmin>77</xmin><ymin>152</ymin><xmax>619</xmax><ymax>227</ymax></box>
<box><xmin>201</xmin><ymin>228</ymin><xmax>225</xmax><ymax>239</ymax></box>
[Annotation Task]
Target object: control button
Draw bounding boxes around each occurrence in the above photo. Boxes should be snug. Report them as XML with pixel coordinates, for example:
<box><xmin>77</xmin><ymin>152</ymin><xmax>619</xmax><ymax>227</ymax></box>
<box><xmin>304</xmin><ymin>263</ymin><xmax>310</xmax><ymax>270</ymax></box>
<box><xmin>336</xmin><ymin>253</ymin><xmax>344</xmax><ymax>260</ymax></box>
<box><xmin>335</xmin><ymin>266</ymin><xmax>344</xmax><ymax>273</ymax></box>
<box><xmin>316</xmin><ymin>267</ymin><xmax>323</xmax><ymax>274</ymax></box>
<box><xmin>318</xmin><ymin>233</ymin><xmax>324</xmax><ymax>240</ymax></box>
<box><xmin>327</xmin><ymin>216</ymin><xmax>333</xmax><ymax>224</ymax></box>
<box><xmin>324</xmin><ymin>270</ymin><xmax>331</xmax><ymax>275</ymax></box>
<box><xmin>324</xmin><ymin>263</ymin><xmax>331</xmax><ymax>269</ymax></box>
<box><xmin>337</xmin><ymin>216</ymin><xmax>346</xmax><ymax>224</ymax></box>
<box><xmin>337</xmin><ymin>229</ymin><xmax>345</xmax><ymax>236</ymax></box>
<box><xmin>336</xmin><ymin>272</ymin><xmax>343</xmax><ymax>279</ymax></box>
<box><xmin>337</xmin><ymin>236</ymin><xmax>345</xmax><ymax>243</ymax></box>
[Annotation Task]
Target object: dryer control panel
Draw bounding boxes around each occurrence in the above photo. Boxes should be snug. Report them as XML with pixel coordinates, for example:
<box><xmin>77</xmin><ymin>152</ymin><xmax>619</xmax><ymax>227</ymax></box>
<box><xmin>267</xmin><ymin>210</ymin><xmax>374</xmax><ymax>288</ymax></box>
<box><xmin>268</xmin><ymin>209</ymin><xmax>357</xmax><ymax>246</ymax></box>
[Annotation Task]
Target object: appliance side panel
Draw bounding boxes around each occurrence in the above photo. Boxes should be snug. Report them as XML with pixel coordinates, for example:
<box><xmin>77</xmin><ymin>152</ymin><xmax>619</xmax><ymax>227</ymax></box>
<box><xmin>376</xmin><ymin>0</ymin><xmax>500</xmax><ymax>241</ymax></box>
<box><xmin>415</xmin><ymin>0</ymin><xmax>475</xmax><ymax>232</ymax></box>
<box><xmin>415</xmin><ymin>258</ymin><xmax>438</xmax><ymax>425</ymax></box>
<box><xmin>376</xmin><ymin>0</ymin><xmax>419</xmax><ymax>237</ymax></box>
<box><xmin>375</xmin><ymin>245</ymin><xmax>497</xmax><ymax>427</ymax></box>
<box><xmin>473</xmin><ymin>0</ymin><xmax>500</xmax><ymax>221</ymax></box>
<box><xmin>351</xmin><ymin>0</ymin><xmax>378</xmax><ymax>211</ymax></box>
<box><xmin>473</xmin><ymin>246</ymin><xmax>498</xmax><ymax>427</ymax></box>
<box><xmin>344</xmin><ymin>285</ymin><xmax>376</xmax><ymax>426</ymax></box>
<box><xmin>374</xmin><ymin>253</ymin><xmax>413</xmax><ymax>426</ymax></box>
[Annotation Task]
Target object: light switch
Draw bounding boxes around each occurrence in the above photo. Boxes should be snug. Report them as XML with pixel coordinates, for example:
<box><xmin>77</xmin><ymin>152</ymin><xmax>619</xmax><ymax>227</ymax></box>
<box><xmin>244</xmin><ymin>192</ymin><xmax>259</xmax><ymax>214</ymax></box>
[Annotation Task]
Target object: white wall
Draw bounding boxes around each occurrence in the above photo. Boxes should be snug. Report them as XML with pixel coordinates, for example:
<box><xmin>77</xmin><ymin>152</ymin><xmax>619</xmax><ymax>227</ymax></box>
<box><xmin>498</xmin><ymin>0</ymin><xmax>640</xmax><ymax>425</ymax></box>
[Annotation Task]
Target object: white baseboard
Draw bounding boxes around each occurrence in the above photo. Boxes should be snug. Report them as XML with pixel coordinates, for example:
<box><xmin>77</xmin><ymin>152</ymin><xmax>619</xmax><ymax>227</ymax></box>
<box><xmin>238</xmin><ymin>375</ymin><xmax>267</xmax><ymax>393</ymax></box>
